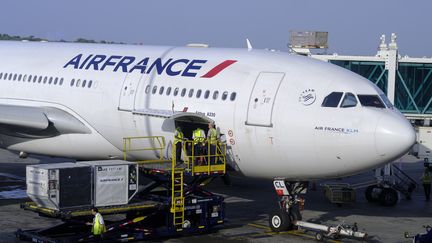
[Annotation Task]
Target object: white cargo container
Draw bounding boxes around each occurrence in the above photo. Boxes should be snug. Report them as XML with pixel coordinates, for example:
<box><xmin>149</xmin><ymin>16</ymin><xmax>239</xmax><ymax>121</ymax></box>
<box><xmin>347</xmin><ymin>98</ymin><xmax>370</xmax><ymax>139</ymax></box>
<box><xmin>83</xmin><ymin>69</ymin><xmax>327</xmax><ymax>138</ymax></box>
<box><xmin>26</xmin><ymin>160</ymin><xmax>139</xmax><ymax>210</ymax></box>
<box><xmin>78</xmin><ymin>160</ymin><xmax>139</xmax><ymax>207</ymax></box>
<box><xmin>26</xmin><ymin>163</ymin><xmax>93</xmax><ymax>210</ymax></box>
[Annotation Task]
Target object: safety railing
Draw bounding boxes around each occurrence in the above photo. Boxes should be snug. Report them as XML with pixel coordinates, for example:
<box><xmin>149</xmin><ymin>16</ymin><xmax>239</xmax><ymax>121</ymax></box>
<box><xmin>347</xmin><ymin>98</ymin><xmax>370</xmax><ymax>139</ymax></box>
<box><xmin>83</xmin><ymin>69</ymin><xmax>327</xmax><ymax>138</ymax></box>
<box><xmin>123</xmin><ymin>136</ymin><xmax>167</xmax><ymax>164</ymax></box>
<box><xmin>180</xmin><ymin>140</ymin><xmax>226</xmax><ymax>175</ymax></box>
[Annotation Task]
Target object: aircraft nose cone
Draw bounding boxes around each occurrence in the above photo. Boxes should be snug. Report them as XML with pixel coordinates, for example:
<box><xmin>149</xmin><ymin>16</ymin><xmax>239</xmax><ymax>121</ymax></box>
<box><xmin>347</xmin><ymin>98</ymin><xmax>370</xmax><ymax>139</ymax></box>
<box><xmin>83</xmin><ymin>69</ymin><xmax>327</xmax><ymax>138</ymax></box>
<box><xmin>375</xmin><ymin>113</ymin><xmax>416</xmax><ymax>160</ymax></box>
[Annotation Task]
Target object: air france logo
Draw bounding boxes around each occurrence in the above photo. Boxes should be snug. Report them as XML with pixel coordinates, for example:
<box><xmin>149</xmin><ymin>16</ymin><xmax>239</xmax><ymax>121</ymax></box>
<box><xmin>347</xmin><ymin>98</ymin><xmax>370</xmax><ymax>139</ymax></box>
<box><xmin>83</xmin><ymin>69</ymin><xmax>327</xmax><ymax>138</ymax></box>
<box><xmin>298</xmin><ymin>89</ymin><xmax>316</xmax><ymax>106</ymax></box>
<box><xmin>63</xmin><ymin>54</ymin><xmax>236</xmax><ymax>78</ymax></box>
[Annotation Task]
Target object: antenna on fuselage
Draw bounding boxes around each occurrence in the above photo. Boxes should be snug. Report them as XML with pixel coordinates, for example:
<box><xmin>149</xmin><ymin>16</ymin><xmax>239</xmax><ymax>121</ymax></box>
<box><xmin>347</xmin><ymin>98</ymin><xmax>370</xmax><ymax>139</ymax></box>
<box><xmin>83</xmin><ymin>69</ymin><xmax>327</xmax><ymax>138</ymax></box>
<box><xmin>246</xmin><ymin>38</ymin><xmax>253</xmax><ymax>51</ymax></box>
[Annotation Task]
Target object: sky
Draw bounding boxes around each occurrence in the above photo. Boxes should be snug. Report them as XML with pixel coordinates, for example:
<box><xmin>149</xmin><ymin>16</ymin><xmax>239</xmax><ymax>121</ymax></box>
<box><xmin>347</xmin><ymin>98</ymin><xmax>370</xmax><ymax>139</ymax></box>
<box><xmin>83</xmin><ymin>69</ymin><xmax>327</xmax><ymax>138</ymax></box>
<box><xmin>1</xmin><ymin>0</ymin><xmax>430</xmax><ymax>57</ymax></box>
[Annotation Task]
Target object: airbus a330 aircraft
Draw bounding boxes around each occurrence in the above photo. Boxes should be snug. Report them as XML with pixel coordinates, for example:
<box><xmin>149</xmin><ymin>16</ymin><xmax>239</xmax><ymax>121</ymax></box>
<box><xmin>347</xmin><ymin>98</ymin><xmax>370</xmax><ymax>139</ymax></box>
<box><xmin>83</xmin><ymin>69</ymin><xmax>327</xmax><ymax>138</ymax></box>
<box><xmin>0</xmin><ymin>41</ymin><xmax>415</xmax><ymax>180</ymax></box>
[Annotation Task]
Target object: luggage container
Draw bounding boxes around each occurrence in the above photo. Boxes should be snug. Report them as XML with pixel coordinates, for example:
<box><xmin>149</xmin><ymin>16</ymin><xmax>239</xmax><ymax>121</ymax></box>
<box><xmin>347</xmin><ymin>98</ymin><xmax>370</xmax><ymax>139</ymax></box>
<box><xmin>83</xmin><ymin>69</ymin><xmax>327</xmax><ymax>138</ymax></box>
<box><xmin>26</xmin><ymin>163</ymin><xmax>92</xmax><ymax>210</ymax></box>
<box><xmin>78</xmin><ymin>160</ymin><xmax>138</xmax><ymax>207</ymax></box>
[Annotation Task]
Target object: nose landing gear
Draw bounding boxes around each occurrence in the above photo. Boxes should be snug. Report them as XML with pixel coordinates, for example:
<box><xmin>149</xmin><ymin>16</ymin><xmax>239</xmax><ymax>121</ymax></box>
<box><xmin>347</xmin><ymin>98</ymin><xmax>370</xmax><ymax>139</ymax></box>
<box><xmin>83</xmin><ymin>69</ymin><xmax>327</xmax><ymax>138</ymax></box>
<box><xmin>269</xmin><ymin>179</ymin><xmax>307</xmax><ymax>231</ymax></box>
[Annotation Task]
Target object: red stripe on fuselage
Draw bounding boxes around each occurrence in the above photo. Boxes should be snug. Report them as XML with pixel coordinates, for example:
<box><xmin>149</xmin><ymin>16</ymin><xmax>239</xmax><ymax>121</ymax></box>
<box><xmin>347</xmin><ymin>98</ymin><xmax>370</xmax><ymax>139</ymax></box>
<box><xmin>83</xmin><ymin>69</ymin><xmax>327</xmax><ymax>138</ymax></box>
<box><xmin>201</xmin><ymin>60</ymin><xmax>237</xmax><ymax>78</ymax></box>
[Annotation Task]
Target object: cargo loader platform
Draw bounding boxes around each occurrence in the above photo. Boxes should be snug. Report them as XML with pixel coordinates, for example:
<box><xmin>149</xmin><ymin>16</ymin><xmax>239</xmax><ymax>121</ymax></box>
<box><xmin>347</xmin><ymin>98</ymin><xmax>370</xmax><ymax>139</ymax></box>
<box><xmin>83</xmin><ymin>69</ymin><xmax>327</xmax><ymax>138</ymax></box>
<box><xmin>16</xmin><ymin>136</ymin><xmax>227</xmax><ymax>242</ymax></box>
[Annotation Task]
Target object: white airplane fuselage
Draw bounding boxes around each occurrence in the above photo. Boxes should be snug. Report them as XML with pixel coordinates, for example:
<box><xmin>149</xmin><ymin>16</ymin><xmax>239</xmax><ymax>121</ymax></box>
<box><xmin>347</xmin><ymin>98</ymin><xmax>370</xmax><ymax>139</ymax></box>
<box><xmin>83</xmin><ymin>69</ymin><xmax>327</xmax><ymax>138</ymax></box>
<box><xmin>0</xmin><ymin>41</ymin><xmax>416</xmax><ymax>179</ymax></box>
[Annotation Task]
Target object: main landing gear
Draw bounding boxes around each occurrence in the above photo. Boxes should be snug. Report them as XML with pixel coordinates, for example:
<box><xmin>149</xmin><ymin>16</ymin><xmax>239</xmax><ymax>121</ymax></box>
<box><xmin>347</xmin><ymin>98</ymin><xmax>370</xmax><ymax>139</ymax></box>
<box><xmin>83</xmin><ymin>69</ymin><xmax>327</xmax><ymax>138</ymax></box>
<box><xmin>269</xmin><ymin>179</ymin><xmax>308</xmax><ymax>232</ymax></box>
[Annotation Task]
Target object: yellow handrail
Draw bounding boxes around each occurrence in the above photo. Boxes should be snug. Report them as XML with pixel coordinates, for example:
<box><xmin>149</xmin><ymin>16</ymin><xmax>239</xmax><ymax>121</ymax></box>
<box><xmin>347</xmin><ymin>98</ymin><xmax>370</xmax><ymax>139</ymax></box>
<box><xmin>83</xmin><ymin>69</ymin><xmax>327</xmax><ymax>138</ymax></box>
<box><xmin>123</xmin><ymin>136</ymin><xmax>166</xmax><ymax>163</ymax></box>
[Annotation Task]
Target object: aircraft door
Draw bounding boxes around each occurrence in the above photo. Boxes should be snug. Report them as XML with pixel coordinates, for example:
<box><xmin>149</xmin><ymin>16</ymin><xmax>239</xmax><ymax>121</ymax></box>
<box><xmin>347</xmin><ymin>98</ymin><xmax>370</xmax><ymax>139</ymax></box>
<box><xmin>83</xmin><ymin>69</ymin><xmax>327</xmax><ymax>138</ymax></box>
<box><xmin>118</xmin><ymin>72</ymin><xmax>144</xmax><ymax>111</ymax></box>
<box><xmin>246</xmin><ymin>72</ymin><xmax>285</xmax><ymax>127</ymax></box>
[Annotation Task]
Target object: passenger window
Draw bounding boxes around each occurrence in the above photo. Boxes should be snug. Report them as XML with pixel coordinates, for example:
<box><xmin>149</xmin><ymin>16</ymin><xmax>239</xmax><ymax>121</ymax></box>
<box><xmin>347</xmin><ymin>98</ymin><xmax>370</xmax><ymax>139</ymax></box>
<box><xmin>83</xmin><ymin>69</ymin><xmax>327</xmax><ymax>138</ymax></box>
<box><xmin>322</xmin><ymin>92</ymin><xmax>343</xmax><ymax>107</ymax></box>
<box><xmin>49</xmin><ymin>77</ymin><xmax>53</xmax><ymax>84</ymax></box>
<box><xmin>357</xmin><ymin>95</ymin><xmax>386</xmax><ymax>108</ymax></box>
<box><xmin>28</xmin><ymin>75</ymin><xmax>32</xmax><ymax>82</ymax></box>
<box><xmin>145</xmin><ymin>85</ymin><xmax>150</xmax><ymax>94</ymax></box>
<box><xmin>43</xmin><ymin>76</ymin><xmax>48</xmax><ymax>84</ymax></box>
<box><xmin>38</xmin><ymin>76</ymin><xmax>42</xmax><ymax>83</ymax></box>
<box><xmin>174</xmin><ymin>87</ymin><xmax>179</xmax><ymax>96</ymax></box>
<box><xmin>152</xmin><ymin>86</ymin><xmax>158</xmax><ymax>94</ymax></box>
<box><xmin>33</xmin><ymin>76</ymin><xmax>37</xmax><ymax>83</ymax></box>
<box><xmin>181</xmin><ymin>88</ymin><xmax>186</xmax><ymax>97</ymax></box>
<box><xmin>8</xmin><ymin>73</ymin><xmax>13</xmax><ymax>80</ymax></box>
<box><xmin>166</xmin><ymin>87</ymin><xmax>172</xmax><ymax>95</ymax></box>
<box><xmin>54</xmin><ymin>77</ymin><xmax>58</xmax><ymax>85</ymax></box>
<box><xmin>19</xmin><ymin>74</ymin><xmax>23</xmax><ymax>81</ymax></box>
<box><xmin>0</xmin><ymin>73</ymin><xmax>2</xmax><ymax>79</ymax></box>
<box><xmin>230</xmin><ymin>92</ymin><xmax>237</xmax><ymax>101</ymax></box>
<box><xmin>82</xmin><ymin>80</ymin><xmax>87</xmax><ymax>87</ymax></box>
<box><xmin>188</xmin><ymin>89</ymin><xmax>194</xmax><ymax>98</ymax></box>
<box><xmin>196</xmin><ymin>89</ymin><xmax>202</xmax><ymax>98</ymax></box>
<box><xmin>13</xmin><ymin>74</ymin><xmax>17</xmax><ymax>80</ymax></box>
<box><xmin>204</xmin><ymin>90</ymin><xmax>210</xmax><ymax>99</ymax></box>
<box><xmin>213</xmin><ymin>91</ymin><xmax>219</xmax><ymax>100</ymax></box>
<box><xmin>76</xmin><ymin>79</ymin><xmax>81</xmax><ymax>87</ymax></box>
<box><xmin>70</xmin><ymin>79</ymin><xmax>75</xmax><ymax>86</ymax></box>
<box><xmin>60</xmin><ymin>78</ymin><xmax>64</xmax><ymax>86</ymax></box>
<box><xmin>88</xmin><ymin>80</ymin><xmax>92</xmax><ymax>88</ymax></box>
<box><xmin>222</xmin><ymin>91</ymin><xmax>228</xmax><ymax>101</ymax></box>
<box><xmin>159</xmin><ymin>86</ymin><xmax>165</xmax><ymax>95</ymax></box>
<box><xmin>340</xmin><ymin>93</ymin><xmax>357</xmax><ymax>108</ymax></box>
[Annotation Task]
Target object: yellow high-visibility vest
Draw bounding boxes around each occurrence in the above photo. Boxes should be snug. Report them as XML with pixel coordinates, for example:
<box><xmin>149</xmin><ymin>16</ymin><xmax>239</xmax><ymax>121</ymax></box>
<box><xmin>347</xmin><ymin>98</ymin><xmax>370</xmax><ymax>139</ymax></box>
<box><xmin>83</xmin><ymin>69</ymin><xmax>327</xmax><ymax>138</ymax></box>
<box><xmin>174</xmin><ymin>129</ymin><xmax>184</xmax><ymax>144</ymax></box>
<box><xmin>92</xmin><ymin>213</ymin><xmax>106</xmax><ymax>235</ymax></box>
<box><xmin>423</xmin><ymin>171</ymin><xmax>431</xmax><ymax>184</ymax></box>
<box><xmin>208</xmin><ymin>128</ymin><xmax>218</xmax><ymax>145</ymax></box>
<box><xmin>193</xmin><ymin>129</ymin><xmax>205</xmax><ymax>144</ymax></box>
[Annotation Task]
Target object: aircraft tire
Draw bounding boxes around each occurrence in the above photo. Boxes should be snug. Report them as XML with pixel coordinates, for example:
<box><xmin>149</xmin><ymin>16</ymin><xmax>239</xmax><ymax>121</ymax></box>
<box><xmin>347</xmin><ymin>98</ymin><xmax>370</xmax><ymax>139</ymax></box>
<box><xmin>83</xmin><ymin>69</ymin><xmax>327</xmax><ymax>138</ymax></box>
<box><xmin>269</xmin><ymin>209</ymin><xmax>290</xmax><ymax>232</ymax></box>
<box><xmin>365</xmin><ymin>185</ymin><xmax>378</xmax><ymax>202</ymax></box>
<box><xmin>379</xmin><ymin>188</ymin><xmax>398</xmax><ymax>206</ymax></box>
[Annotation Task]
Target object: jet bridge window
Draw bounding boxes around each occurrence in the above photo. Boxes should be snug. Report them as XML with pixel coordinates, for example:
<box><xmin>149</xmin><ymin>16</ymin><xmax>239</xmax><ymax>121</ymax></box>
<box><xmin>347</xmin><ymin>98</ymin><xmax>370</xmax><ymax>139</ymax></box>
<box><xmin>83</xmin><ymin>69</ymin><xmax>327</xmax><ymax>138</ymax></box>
<box><xmin>340</xmin><ymin>93</ymin><xmax>357</xmax><ymax>108</ymax></box>
<box><xmin>357</xmin><ymin>95</ymin><xmax>386</xmax><ymax>108</ymax></box>
<box><xmin>322</xmin><ymin>92</ymin><xmax>343</xmax><ymax>107</ymax></box>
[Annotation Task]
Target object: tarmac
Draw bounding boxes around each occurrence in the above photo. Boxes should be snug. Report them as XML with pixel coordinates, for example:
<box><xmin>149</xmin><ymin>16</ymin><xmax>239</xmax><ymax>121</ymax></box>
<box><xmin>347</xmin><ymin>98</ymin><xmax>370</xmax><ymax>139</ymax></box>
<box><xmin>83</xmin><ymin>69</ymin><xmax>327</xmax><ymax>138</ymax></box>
<box><xmin>0</xmin><ymin>148</ymin><xmax>431</xmax><ymax>243</ymax></box>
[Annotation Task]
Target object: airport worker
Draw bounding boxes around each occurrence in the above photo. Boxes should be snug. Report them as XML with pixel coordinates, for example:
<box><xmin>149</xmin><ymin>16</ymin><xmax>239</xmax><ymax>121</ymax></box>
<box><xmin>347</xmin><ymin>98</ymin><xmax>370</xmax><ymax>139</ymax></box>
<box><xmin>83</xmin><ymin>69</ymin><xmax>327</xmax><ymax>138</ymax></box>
<box><xmin>192</xmin><ymin>127</ymin><xmax>206</xmax><ymax>165</ymax></box>
<box><xmin>86</xmin><ymin>207</ymin><xmax>106</xmax><ymax>242</ymax></box>
<box><xmin>421</xmin><ymin>167</ymin><xmax>431</xmax><ymax>201</ymax></box>
<box><xmin>174</xmin><ymin>127</ymin><xmax>184</xmax><ymax>164</ymax></box>
<box><xmin>207</xmin><ymin>122</ymin><xmax>219</xmax><ymax>164</ymax></box>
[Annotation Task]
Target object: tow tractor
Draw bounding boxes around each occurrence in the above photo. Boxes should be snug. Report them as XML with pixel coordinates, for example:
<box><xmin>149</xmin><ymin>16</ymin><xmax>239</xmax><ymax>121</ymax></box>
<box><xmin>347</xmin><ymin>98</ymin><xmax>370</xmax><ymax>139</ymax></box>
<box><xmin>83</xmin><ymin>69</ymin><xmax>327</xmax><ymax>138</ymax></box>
<box><xmin>269</xmin><ymin>178</ymin><xmax>368</xmax><ymax>241</ymax></box>
<box><xmin>16</xmin><ymin>136</ymin><xmax>227</xmax><ymax>242</ymax></box>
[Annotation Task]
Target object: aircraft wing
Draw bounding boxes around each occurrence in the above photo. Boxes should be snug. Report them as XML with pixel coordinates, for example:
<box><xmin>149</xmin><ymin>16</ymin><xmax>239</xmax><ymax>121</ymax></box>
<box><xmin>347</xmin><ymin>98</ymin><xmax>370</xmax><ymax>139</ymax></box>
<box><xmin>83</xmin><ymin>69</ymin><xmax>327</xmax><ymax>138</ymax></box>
<box><xmin>0</xmin><ymin>104</ymin><xmax>91</xmax><ymax>138</ymax></box>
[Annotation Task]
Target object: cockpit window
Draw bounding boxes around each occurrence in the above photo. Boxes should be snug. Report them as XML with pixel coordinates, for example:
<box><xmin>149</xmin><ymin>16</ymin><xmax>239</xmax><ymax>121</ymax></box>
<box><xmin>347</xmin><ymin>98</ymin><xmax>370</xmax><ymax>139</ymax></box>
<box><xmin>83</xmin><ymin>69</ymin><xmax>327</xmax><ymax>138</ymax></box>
<box><xmin>379</xmin><ymin>94</ymin><xmax>393</xmax><ymax>108</ymax></box>
<box><xmin>340</xmin><ymin>93</ymin><xmax>357</xmax><ymax>108</ymax></box>
<box><xmin>357</xmin><ymin>95</ymin><xmax>386</xmax><ymax>108</ymax></box>
<box><xmin>322</xmin><ymin>92</ymin><xmax>343</xmax><ymax>107</ymax></box>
